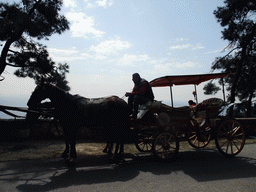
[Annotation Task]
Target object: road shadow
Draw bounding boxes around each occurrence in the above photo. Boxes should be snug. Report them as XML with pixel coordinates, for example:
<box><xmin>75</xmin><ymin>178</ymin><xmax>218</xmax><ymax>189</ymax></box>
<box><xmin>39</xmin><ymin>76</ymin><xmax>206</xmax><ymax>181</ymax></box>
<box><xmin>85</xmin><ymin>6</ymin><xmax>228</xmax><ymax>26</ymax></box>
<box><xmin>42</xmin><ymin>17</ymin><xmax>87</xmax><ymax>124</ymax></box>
<box><xmin>0</xmin><ymin>149</ymin><xmax>255</xmax><ymax>192</ymax></box>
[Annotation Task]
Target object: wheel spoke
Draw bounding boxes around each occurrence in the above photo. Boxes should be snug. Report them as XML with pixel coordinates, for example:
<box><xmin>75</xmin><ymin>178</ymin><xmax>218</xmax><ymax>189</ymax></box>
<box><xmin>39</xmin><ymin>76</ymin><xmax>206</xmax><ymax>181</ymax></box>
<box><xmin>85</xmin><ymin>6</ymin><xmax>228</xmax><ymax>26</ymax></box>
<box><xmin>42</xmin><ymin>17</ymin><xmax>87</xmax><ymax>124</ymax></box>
<box><xmin>219</xmin><ymin>139</ymin><xmax>228</xmax><ymax>148</ymax></box>
<box><xmin>167</xmin><ymin>136</ymin><xmax>172</xmax><ymax>143</ymax></box>
<box><xmin>231</xmin><ymin>140</ymin><xmax>240</xmax><ymax>151</ymax></box>
<box><xmin>159</xmin><ymin>137</ymin><xmax>165</xmax><ymax>144</ymax></box>
<box><xmin>225</xmin><ymin>140</ymin><xmax>230</xmax><ymax>153</ymax></box>
<box><xmin>230</xmin><ymin>141</ymin><xmax>233</xmax><ymax>154</ymax></box>
<box><xmin>141</xmin><ymin>144</ymin><xmax>147</xmax><ymax>151</ymax></box>
<box><xmin>156</xmin><ymin>146</ymin><xmax>164</xmax><ymax>152</ymax></box>
<box><xmin>231</xmin><ymin>126</ymin><xmax>241</xmax><ymax>136</ymax></box>
<box><xmin>189</xmin><ymin>134</ymin><xmax>197</xmax><ymax>140</ymax></box>
<box><xmin>232</xmin><ymin>138</ymin><xmax>243</xmax><ymax>144</ymax></box>
<box><xmin>192</xmin><ymin>136</ymin><xmax>198</xmax><ymax>145</ymax></box>
<box><xmin>218</xmin><ymin>130</ymin><xmax>228</xmax><ymax>137</ymax></box>
<box><xmin>233</xmin><ymin>132</ymin><xmax>244</xmax><ymax>138</ymax></box>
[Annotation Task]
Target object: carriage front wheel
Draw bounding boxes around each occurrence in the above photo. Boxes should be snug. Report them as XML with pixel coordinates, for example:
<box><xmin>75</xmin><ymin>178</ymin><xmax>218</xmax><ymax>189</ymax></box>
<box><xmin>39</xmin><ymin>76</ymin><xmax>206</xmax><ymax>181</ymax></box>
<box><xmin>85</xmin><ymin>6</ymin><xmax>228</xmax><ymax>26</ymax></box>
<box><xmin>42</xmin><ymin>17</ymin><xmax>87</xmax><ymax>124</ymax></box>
<box><xmin>135</xmin><ymin>129</ymin><xmax>154</xmax><ymax>152</ymax></box>
<box><xmin>153</xmin><ymin>132</ymin><xmax>179</xmax><ymax>161</ymax></box>
<box><xmin>215</xmin><ymin>119</ymin><xmax>245</xmax><ymax>157</ymax></box>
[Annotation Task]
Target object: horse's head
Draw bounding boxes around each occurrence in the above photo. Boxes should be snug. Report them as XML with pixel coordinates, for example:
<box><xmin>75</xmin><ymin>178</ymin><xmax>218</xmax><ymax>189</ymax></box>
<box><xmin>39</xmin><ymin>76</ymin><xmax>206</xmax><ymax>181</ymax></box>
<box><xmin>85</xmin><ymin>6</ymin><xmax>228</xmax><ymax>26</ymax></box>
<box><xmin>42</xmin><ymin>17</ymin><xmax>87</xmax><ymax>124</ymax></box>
<box><xmin>27</xmin><ymin>79</ymin><xmax>51</xmax><ymax>109</ymax></box>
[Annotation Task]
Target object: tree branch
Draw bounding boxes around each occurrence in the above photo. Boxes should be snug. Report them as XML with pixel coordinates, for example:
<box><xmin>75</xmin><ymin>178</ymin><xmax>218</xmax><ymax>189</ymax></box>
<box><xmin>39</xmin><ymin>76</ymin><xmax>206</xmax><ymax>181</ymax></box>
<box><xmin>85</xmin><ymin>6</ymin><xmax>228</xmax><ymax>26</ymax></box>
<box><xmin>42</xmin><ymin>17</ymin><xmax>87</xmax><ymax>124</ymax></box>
<box><xmin>215</xmin><ymin>47</ymin><xmax>240</xmax><ymax>65</ymax></box>
<box><xmin>8</xmin><ymin>49</ymin><xmax>19</xmax><ymax>54</ymax></box>
<box><xmin>5</xmin><ymin>62</ymin><xmax>34</xmax><ymax>68</ymax></box>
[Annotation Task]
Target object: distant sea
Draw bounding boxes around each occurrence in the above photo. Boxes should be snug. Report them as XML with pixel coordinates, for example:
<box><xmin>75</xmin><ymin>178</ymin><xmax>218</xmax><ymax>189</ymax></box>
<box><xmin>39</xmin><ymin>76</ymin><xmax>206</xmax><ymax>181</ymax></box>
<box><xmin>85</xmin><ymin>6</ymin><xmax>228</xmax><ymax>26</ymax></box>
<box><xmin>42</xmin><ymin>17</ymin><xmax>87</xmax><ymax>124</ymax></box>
<box><xmin>0</xmin><ymin>96</ymin><xmax>188</xmax><ymax>119</ymax></box>
<box><xmin>0</xmin><ymin>95</ymin><xmax>29</xmax><ymax>119</ymax></box>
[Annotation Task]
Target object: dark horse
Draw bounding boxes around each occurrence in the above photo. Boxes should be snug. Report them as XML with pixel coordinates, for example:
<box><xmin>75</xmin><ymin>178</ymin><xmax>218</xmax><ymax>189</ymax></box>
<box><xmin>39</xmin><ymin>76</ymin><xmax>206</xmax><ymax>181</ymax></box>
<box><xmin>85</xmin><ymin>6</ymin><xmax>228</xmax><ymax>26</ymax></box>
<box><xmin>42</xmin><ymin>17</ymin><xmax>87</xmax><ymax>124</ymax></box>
<box><xmin>26</xmin><ymin>80</ymin><xmax>131</xmax><ymax>164</ymax></box>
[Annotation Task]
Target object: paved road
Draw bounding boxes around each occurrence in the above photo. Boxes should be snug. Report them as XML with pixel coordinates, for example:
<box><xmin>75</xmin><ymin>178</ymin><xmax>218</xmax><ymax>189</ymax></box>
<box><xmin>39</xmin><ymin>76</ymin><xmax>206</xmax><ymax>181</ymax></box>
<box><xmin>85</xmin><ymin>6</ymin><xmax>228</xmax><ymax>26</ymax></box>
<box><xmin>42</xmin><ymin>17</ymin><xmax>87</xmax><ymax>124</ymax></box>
<box><xmin>0</xmin><ymin>143</ymin><xmax>256</xmax><ymax>192</ymax></box>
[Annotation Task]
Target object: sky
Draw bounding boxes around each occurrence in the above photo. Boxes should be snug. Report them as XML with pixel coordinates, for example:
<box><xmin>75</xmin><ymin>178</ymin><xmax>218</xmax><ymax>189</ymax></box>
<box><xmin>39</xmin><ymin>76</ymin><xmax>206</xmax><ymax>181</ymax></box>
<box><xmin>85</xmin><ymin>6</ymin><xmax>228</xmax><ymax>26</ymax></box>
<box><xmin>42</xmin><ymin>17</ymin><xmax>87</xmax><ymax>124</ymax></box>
<box><xmin>0</xmin><ymin>0</ymin><xmax>228</xmax><ymax>119</ymax></box>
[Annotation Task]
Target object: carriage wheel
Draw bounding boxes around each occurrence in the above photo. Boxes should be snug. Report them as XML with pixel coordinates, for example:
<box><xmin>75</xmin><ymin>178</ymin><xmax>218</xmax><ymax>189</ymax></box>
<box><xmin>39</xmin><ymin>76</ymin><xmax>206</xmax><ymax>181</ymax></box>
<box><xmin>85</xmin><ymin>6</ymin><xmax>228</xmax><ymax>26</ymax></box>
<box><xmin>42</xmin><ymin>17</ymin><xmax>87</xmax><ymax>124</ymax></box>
<box><xmin>153</xmin><ymin>132</ymin><xmax>179</xmax><ymax>161</ymax></box>
<box><xmin>187</xmin><ymin>125</ymin><xmax>211</xmax><ymax>148</ymax></box>
<box><xmin>215</xmin><ymin>119</ymin><xmax>245</xmax><ymax>157</ymax></box>
<box><xmin>135</xmin><ymin>130</ymin><xmax>154</xmax><ymax>152</ymax></box>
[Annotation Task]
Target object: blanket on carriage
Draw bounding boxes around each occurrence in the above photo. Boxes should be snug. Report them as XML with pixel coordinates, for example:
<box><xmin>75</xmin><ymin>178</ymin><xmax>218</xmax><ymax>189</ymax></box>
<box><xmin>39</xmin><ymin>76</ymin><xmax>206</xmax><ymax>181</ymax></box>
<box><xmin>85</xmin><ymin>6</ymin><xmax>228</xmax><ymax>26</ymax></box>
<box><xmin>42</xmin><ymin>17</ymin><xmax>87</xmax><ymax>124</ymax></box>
<box><xmin>195</xmin><ymin>98</ymin><xmax>223</xmax><ymax>115</ymax></box>
<box><xmin>138</xmin><ymin>98</ymin><xmax>223</xmax><ymax>126</ymax></box>
<box><xmin>193</xmin><ymin>98</ymin><xmax>224</xmax><ymax>125</ymax></box>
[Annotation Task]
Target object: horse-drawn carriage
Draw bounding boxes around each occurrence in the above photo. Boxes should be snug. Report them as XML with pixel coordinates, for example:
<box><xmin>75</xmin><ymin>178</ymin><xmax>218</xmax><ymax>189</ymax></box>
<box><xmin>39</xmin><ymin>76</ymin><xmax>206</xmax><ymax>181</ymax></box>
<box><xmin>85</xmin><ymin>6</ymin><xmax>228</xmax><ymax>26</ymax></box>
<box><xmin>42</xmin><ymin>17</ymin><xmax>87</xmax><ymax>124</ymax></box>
<box><xmin>1</xmin><ymin>73</ymin><xmax>246</xmax><ymax>164</ymax></box>
<box><xmin>131</xmin><ymin>73</ymin><xmax>245</xmax><ymax>161</ymax></box>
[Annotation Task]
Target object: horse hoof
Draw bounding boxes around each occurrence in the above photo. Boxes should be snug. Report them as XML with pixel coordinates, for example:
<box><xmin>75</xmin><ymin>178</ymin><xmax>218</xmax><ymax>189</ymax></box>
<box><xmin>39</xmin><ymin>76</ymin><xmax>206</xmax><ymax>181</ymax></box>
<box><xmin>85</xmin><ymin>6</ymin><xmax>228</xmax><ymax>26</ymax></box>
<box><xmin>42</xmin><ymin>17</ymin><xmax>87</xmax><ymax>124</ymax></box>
<box><xmin>109</xmin><ymin>154</ymin><xmax>123</xmax><ymax>164</ymax></box>
<box><xmin>61</xmin><ymin>153</ymin><xmax>68</xmax><ymax>158</ymax></box>
<box><xmin>109</xmin><ymin>158</ymin><xmax>118</xmax><ymax>164</ymax></box>
<box><xmin>103</xmin><ymin>148</ymin><xmax>108</xmax><ymax>153</ymax></box>
<box><xmin>67</xmin><ymin>157</ymin><xmax>76</xmax><ymax>166</ymax></box>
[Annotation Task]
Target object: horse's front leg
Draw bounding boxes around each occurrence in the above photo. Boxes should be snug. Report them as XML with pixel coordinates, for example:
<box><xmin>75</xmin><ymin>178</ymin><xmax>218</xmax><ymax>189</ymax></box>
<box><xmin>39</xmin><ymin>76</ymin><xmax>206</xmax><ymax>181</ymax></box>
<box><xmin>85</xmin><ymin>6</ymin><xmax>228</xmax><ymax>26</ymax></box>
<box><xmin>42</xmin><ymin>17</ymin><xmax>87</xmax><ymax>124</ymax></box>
<box><xmin>61</xmin><ymin>136</ymin><xmax>69</xmax><ymax>158</ymax></box>
<box><xmin>68</xmin><ymin>132</ymin><xmax>77</xmax><ymax>165</ymax></box>
<box><xmin>110</xmin><ymin>143</ymin><xmax>119</xmax><ymax>162</ymax></box>
<box><xmin>119</xmin><ymin>143</ymin><xmax>124</xmax><ymax>156</ymax></box>
<box><xmin>110</xmin><ymin>142</ymin><xmax>125</xmax><ymax>163</ymax></box>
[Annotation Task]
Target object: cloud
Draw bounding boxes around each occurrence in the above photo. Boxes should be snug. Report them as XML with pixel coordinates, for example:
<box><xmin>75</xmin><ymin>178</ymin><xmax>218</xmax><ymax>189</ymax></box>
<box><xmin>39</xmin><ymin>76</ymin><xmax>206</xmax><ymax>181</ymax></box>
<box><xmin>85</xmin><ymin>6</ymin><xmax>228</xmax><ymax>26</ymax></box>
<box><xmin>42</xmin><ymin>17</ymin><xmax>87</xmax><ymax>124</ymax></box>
<box><xmin>65</xmin><ymin>12</ymin><xmax>105</xmax><ymax>39</ymax></box>
<box><xmin>63</xmin><ymin>0</ymin><xmax>77</xmax><ymax>9</ymax></box>
<box><xmin>89</xmin><ymin>37</ymin><xmax>132</xmax><ymax>56</ymax></box>
<box><xmin>117</xmin><ymin>54</ymin><xmax>150</xmax><ymax>66</ymax></box>
<box><xmin>47</xmin><ymin>37</ymin><xmax>133</xmax><ymax>62</ymax></box>
<box><xmin>151</xmin><ymin>60</ymin><xmax>199</xmax><ymax>73</ymax></box>
<box><xmin>86</xmin><ymin>3</ymin><xmax>95</xmax><ymax>9</ymax></box>
<box><xmin>169</xmin><ymin>44</ymin><xmax>192</xmax><ymax>50</ymax></box>
<box><xmin>96</xmin><ymin>0</ymin><xmax>113</xmax><ymax>8</ymax></box>
<box><xmin>63</xmin><ymin>0</ymin><xmax>113</xmax><ymax>9</ymax></box>
<box><xmin>169</xmin><ymin>43</ymin><xmax>205</xmax><ymax>51</ymax></box>
<box><xmin>192</xmin><ymin>44</ymin><xmax>205</xmax><ymax>50</ymax></box>
<box><xmin>47</xmin><ymin>47</ymin><xmax>90</xmax><ymax>62</ymax></box>
<box><xmin>175</xmin><ymin>38</ymin><xmax>189</xmax><ymax>42</ymax></box>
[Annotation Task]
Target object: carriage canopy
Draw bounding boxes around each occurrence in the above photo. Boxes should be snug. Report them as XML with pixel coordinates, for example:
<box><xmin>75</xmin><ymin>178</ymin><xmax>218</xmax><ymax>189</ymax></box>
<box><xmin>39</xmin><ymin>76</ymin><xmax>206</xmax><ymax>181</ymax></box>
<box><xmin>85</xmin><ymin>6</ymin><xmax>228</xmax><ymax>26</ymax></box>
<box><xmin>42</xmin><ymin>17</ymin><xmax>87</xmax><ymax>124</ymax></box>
<box><xmin>149</xmin><ymin>73</ymin><xmax>227</xmax><ymax>87</ymax></box>
<box><xmin>149</xmin><ymin>73</ymin><xmax>227</xmax><ymax>107</ymax></box>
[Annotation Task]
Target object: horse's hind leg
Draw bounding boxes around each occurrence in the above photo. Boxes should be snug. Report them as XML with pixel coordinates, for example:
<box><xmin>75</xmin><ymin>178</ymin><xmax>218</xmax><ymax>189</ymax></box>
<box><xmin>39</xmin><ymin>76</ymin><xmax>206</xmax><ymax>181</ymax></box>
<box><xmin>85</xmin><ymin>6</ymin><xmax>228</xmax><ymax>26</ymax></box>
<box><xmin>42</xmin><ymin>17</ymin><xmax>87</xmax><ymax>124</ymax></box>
<box><xmin>103</xmin><ymin>142</ymin><xmax>109</xmax><ymax>153</ymax></box>
<box><xmin>108</xmin><ymin>143</ymin><xmax>113</xmax><ymax>154</ymax></box>
<box><xmin>110</xmin><ymin>142</ymin><xmax>125</xmax><ymax>163</ymax></box>
<box><xmin>103</xmin><ymin>142</ymin><xmax>113</xmax><ymax>154</ymax></box>
<box><xmin>119</xmin><ymin>143</ymin><xmax>124</xmax><ymax>156</ymax></box>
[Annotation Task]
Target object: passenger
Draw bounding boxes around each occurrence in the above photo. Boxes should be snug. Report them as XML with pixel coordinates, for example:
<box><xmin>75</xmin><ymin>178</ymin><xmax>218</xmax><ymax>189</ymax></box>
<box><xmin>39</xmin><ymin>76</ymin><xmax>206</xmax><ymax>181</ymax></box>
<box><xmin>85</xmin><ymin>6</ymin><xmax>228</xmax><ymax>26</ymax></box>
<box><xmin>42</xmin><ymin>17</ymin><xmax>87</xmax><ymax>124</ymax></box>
<box><xmin>125</xmin><ymin>73</ymin><xmax>154</xmax><ymax>119</ymax></box>
<box><xmin>188</xmin><ymin>100</ymin><xmax>196</xmax><ymax>107</ymax></box>
<box><xmin>188</xmin><ymin>100</ymin><xmax>196</xmax><ymax>117</ymax></box>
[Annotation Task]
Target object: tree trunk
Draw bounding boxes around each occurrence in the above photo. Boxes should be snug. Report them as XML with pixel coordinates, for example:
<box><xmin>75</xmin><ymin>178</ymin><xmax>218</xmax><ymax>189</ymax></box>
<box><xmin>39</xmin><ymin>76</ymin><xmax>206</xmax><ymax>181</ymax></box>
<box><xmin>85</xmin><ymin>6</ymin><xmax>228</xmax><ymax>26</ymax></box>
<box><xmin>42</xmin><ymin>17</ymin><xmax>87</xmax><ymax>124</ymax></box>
<box><xmin>0</xmin><ymin>39</ymin><xmax>13</xmax><ymax>76</ymax></box>
<box><xmin>247</xmin><ymin>92</ymin><xmax>253</xmax><ymax>117</ymax></box>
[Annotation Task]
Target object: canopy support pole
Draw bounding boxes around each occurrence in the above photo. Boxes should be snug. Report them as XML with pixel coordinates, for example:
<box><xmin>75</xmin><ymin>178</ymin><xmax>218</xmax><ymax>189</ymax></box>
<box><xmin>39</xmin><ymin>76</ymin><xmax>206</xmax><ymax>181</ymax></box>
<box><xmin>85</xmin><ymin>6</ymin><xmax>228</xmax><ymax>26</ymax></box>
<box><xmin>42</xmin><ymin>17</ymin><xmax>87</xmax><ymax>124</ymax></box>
<box><xmin>221</xmin><ymin>78</ymin><xmax>226</xmax><ymax>103</ymax></box>
<box><xmin>194</xmin><ymin>84</ymin><xmax>198</xmax><ymax>104</ymax></box>
<box><xmin>170</xmin><ymin>82</ymin><xmax>174</xmax><ymax>107</ymax></box>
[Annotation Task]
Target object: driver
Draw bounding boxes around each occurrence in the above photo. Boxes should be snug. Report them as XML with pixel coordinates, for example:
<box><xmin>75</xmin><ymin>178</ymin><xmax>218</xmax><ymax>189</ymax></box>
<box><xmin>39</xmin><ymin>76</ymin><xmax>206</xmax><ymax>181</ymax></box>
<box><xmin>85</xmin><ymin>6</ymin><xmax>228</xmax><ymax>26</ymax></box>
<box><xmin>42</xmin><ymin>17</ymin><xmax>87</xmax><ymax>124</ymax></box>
<box><xmin>125</xmin><ymin>73</ymin><xmax>154</xmax><ymax>119</ymax></box>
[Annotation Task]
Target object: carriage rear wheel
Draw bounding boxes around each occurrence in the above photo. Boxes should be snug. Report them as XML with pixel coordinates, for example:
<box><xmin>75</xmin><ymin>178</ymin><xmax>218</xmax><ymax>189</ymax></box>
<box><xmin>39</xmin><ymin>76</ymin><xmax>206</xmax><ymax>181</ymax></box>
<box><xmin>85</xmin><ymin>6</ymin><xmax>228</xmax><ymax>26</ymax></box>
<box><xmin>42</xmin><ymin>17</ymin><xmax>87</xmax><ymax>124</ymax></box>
<box><xmin>135</xmin><ymin>129</ymin><xmax>154</xmax><ymax>152</ymax></box>
<box><xmin>187</xmin><ymin>124</ymin><xmax>211</xmax><ymax>148</ymax></box>
<box><xmin>153</xmin><ymin>132</ymin><xmax>179</xmax><ymax>161</ymax></box>
<box><xmin>215</xmin><ymin>119</ymin><xmax>245</xmax><ymax>157</ymax></box>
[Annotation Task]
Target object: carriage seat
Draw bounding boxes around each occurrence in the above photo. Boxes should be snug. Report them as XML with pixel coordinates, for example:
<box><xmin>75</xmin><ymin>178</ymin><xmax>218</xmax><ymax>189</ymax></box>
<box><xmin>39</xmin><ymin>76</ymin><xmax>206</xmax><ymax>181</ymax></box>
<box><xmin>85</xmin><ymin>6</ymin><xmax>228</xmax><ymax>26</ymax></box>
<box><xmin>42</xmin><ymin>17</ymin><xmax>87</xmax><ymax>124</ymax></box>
<box><xmin>137</xmin><ymin>100</ymin><xmax>162</xmax><ymax>119</ymax></box>
<box><xmin>172</xmin><ymin>106</ymin><xmax>191</xmax><ymax>111</ymax></box>
<box><xmin>138</xmin><ymin>100</ymin><xmax>162</xmax><ymax>110</ymax></box>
